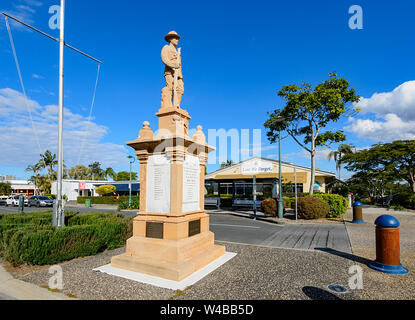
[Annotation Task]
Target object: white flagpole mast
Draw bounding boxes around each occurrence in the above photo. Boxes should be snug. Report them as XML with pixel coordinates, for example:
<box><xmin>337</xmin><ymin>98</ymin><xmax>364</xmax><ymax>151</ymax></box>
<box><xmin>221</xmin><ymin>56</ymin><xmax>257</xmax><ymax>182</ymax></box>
<box><xmin>55</xmin><ymin>0</ymin><xmax>65</xmax><ymax>228</ymax></box>
<box><xmin>2</xmin><ymin>5</ymin><xmax>102</xmax><ymax>228</ymax></box>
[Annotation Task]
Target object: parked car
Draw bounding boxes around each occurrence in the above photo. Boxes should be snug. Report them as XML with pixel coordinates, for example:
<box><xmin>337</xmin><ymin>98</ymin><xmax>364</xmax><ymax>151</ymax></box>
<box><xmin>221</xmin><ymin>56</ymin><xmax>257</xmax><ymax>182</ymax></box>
<box><xmin>28</xmin><ymin>196</ymin><xmax>54</xmax><ymax>207</ymax></box>
<box><xmin>0</xmin><ymin>195</ymin><xmax>7</xmax><ymax>206</ymax></box>
<box><xmin>5</xmin><ymin>195</ymin><xmax>28</xmax><ymax>206</ymax></box>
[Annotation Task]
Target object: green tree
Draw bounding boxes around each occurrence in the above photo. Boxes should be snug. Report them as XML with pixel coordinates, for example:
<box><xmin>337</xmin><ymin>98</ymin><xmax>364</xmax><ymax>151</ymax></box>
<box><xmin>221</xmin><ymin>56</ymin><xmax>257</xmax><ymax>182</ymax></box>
<box><xmin>327</xmin><ymin>144</ymin><xmax>355</xmax><ymax>180</ymax></box>
<box><xmin>0</xmin><ymin>182</ymin><xmax>12</xmax><ymax>195</ymax></box>
<box><xmin>38</xmin><ymin>150</ymin><xmax>58</xmax><ymax>177</ymax></box>
<box><xmin>342</xmin><ymin>140</ymin><xmax>415</xmax><ymax>193</ymax></box>
<box><xmin>88</xmin><ymin>162</ymin><xmax>104</xmax><ymax>180</ymax></box>
<box><xmin>68</xmin><ymin>165</ymin><xmax>90</xmax><ymax>180</ymax></box>
<box><xmin>25</xmin><ymin>163</ymin><xmax>41</xmax><ymax>195</ymax></box>
<box><xmin>104</xmin><ymin>167</ymin><xmax>116</xmax><ymax>180</ymax></box>
<box><xmin>114</xmin><ymin>171</ymin><xmax>138</xmax><ymax>181</ymax></box>
<box><xmin>220</xmin><ymin>160</ymin><xmax>234</xmax><ymax>168</ymax></box>
<box><xmin>264</xmin><ymin>72</ymin><xmax>360</xmax><ymax>194</ymax></box>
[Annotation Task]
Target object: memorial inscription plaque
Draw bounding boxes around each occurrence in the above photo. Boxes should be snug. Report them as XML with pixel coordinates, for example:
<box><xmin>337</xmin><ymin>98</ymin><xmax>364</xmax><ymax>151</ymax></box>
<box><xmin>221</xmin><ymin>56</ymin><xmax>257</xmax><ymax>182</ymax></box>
<box><xmin>182</xmin><ymin>155</ymin><xmax>200</xmax><ymax>212</ymax></box>
<box><xmin>146</xmin><ymin>222</ymin><xmax>164</xmax><ymax>239</ymax></box>
<box><xmin>188</xmin><ymin>219</ymin><xmax>201</xmax><ymax>237</ymax></box>
<box><xmin>146</xmin><ymin>154</ymin><xmax>171</xmax><ymax>213</ymax></box>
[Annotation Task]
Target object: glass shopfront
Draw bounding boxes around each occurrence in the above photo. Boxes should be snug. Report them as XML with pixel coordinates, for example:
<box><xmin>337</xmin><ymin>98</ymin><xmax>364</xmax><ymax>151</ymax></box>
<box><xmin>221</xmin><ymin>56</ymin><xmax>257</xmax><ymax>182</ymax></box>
<box><xmin>205</xmin><ymin>180</ymin><xmax>303</xmax><ymax>200</ymax></box>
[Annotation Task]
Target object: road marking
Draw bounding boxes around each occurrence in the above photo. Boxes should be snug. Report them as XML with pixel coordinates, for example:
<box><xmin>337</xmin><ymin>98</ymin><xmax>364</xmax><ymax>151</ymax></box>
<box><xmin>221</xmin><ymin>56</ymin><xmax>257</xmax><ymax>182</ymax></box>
<box><xmin>210</xmin><ymin>223</ymin><xmax>260</xmax><ymax>229</ymax></box>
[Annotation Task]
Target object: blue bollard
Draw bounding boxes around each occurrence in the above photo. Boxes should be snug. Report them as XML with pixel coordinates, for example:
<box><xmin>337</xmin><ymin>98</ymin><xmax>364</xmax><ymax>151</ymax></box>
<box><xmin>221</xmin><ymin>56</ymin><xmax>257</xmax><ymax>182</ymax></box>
<box><xmin>368</xmin><ymin>215</ymin><xmax>409</xmax><ymax>275</ymax></box>
<box><xmin>352</xmin><ymin>201</ymin><xmax>364</xmax><ymax>224</ymax></box>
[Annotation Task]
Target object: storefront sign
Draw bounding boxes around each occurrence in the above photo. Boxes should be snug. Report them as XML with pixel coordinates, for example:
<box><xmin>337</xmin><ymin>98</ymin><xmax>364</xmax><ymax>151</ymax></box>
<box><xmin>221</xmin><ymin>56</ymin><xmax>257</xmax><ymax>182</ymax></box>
<box><xmin>241</xmin><ymin>159</ymin><xmax>273</xmax><ymax>175</ymax></box>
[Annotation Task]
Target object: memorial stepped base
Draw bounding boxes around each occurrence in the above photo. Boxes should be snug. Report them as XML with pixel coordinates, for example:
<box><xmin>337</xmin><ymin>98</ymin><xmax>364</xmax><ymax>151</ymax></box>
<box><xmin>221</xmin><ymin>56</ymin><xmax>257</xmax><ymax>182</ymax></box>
<box><xmin>111</xmin><ymin>231</ymin><xmax>225</xmax><ymax>281</ymax></box>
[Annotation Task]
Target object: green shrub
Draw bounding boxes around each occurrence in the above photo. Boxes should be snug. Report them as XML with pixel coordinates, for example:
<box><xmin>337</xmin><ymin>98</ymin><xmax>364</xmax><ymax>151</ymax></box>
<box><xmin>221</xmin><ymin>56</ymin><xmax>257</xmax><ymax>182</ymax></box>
<box><xmin>67</xmin><ymin>212</ymin><xmax>124</xmax><ymax>226</ymax></box>
<box><xmin>391</xmin><ymin>192</ymin><xmax>415</xmax><ymax>209</ymax></box>
<box><xmin>282</xmin><ymin>197</ymin><xmax>292</xmax><ymax>209</ymax></box>
<box><xmin>4</xmin><ymin>226</ymin><xmax>104</xmax><ymax>266</ymax></box>
<box><xmin>261</xmin><ymin>198</ymin><xmax>277</xmax><ymax>216</ymax></box>
<box><xmin>77</xmin><ymin>195</ymin><xmax>139</xmax><ymax>205</ymax></box>
<box><xmin>0</xmin><ymin>211</ymin><xmax>133</xmax><ymax>266</ymax></box>
<box><xmin>117</xmin><ymin>198</ymin><xmax>140</xmax><ymax>210</ymax></box>
<box><xmin>297</xmin><ymin>196</ymin><xmax>330</xmax><ymax>220</ymax></box>
<box><xmin>390</xmin><ymin>204</ymin><xmax>405</xmax><ymax>211</ymax></box>
<box><xmin>95</xmin><ymin>185</ymin><xmax>116</xmax><ymax>196</ymax></box>
<box><xmin>311</xmin><ymin>194</ymin><xmax>348</xmax><ymax>218</ymax></box>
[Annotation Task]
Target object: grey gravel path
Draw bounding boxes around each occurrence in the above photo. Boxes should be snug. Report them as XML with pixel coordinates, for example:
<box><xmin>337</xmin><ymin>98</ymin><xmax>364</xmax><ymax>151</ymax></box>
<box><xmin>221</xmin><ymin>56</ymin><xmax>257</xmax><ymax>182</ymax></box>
<box><xmin>18</xmin><ymin>243</ymin><xmax>361</xmax><ymax>300</ymax></box>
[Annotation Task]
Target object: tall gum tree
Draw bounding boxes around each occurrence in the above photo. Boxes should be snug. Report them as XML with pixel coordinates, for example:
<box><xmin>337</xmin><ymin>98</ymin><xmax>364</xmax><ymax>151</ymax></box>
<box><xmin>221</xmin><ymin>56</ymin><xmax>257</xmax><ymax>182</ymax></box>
<box><xmin>264</xmin><ymin>72</ymin><xmax>360</xmax><ymax>194</ymax></box>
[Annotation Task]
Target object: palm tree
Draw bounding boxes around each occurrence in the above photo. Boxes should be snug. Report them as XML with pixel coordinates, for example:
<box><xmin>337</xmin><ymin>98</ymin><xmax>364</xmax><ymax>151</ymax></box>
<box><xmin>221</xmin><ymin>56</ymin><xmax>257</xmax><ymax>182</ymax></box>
<box><xmin>25</xmin><ymin>164</ymin><xmax>41</xmax><ymax>195</ymax></box>
<box><xmin>220</xmin><ymin>160</ymin><xmax>234</xmax><ymax>168</ymax></box>
<box><xmin>38</xmin><ymin>150</ymin><xmax>58</xmax><ymax>177</ymax></box>
<box><xmin>104</xmin><ymin>167</ymin><xmax>116</xmax><ymax>181</ymax></box>
<box><xmin>327</xmin><ymin>144</ymin><xmax>354</xmax><ymax>180</ymax></box>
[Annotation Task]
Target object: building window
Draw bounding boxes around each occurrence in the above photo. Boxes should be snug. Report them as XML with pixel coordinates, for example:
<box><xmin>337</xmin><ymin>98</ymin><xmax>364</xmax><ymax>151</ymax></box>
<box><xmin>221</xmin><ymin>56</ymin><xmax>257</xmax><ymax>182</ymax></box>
<box><xmin>219</xmin><ymin>183</ymin><xmax>233</xmax><ymax>195</ymax></box>
<box><xmin>282</xmin><ymin>183</ymin><xmax>303</xmax><ymax>193</ymax></box>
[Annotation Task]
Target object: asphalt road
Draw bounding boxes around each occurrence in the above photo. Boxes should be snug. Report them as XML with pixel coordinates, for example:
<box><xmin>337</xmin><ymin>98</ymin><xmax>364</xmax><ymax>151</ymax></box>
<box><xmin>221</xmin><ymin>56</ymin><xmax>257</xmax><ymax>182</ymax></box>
<box><xmin>0</xmin><ymin>205</ymin><xmax>52</xmax><ymax>213</ymax></box>
<box><xmin>210</xmin><ymin>213</ymin><xmax>352</xmax><ymax>253</ymax></box>
<box><xmin>0</xmin><ymin>204</ymin><xmax>124</xmax><ymax>215</ymax></box>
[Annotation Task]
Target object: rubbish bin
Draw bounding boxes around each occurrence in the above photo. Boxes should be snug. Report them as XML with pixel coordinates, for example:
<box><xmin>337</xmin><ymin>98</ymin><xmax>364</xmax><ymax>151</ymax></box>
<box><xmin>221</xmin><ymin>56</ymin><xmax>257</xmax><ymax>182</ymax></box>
<box><xmin>18</xmin><ymin>196</ymin><xmax>24</xmax><ymax>213</ymax></box>
<box><xmin>368</xmin><ymin>215</ymin><xmax>409</xmax><ymax>275</ymax></box>
<box><xmin>352</xmin><ymin>201</ymin><xmax>364</xmax><ymax>223</ymax></box>
<box><xmin>85</xmin><ymin>199</ymin><xmax>91</xmax><ymax>208</ymax></box>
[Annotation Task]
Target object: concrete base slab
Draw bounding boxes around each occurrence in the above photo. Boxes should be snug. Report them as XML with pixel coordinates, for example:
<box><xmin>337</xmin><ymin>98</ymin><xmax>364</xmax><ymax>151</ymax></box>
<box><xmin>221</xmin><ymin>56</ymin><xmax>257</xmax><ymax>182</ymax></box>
<box><xmin>93</xmin><ymin>251</ymin><xmax>237</xmax><ymax>290</ymax></box>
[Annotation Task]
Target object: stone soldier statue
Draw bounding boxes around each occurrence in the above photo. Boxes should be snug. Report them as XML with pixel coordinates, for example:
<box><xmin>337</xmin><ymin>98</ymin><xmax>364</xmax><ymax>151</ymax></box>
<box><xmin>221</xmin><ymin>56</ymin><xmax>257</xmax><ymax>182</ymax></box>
<box><xmin>161</xmin><ymin>31</ymin><xmax>184</xmax><ymax>109</ymax></box>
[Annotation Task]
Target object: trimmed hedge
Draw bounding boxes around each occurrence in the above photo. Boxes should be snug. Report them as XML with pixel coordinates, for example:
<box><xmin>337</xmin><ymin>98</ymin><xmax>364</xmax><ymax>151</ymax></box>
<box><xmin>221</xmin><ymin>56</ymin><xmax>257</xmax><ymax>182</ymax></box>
<box><xmin>297</xmin><ymin>196</ymin><xmax>330</xmax><ymax>220</ymax></box>
<box><xmin>0</xmin><ymin>211</ymin><xmax>133</xmax><ymax>266</ymax></box>
<box><xmin>311</xmin><ymin>194</ymin><xmax>348</xmax><ymax>218</ymax></box>
<box><xmin>77</xmin><ymin>196</ymin><xmax>139</xmax><ymax>205</ymax></box>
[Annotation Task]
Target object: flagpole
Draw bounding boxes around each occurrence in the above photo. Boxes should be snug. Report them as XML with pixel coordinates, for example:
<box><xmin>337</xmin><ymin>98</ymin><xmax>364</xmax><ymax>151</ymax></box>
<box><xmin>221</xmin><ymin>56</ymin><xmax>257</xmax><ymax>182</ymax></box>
<box><xmin>55</xmin><ymin>0</ymin><xmax>65</xmax><ymax>227</ymax></box>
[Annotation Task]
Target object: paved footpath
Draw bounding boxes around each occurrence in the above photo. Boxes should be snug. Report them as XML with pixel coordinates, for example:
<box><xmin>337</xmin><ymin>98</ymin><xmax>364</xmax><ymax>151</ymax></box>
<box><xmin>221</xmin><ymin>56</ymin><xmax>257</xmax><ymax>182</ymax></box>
<box><xmin>0</xmin><ymin>264</ymin><xmax>75</xmax><ymax>300</ymax></box>
<box><xmin>210</xmin><ymin>212</ymin><xmax>352</xmax><ymax>253</ymax></box>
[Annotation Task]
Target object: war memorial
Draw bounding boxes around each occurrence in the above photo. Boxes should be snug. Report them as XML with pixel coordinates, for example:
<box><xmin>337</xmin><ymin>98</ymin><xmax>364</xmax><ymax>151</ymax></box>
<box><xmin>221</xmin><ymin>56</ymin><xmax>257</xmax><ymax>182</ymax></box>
<box><xmin>110</xmin><ymin>31</ymin><xmax>227</xmax><ymax>281</ymax></box>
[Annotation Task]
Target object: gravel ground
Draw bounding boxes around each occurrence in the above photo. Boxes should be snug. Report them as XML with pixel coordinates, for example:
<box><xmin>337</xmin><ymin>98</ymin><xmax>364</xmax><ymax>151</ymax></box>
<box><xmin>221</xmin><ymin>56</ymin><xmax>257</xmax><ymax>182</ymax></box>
<box><xmin>6</xmin><ymin>205</ymin><xmax>414</xmax><ymax>300</ymax></box>
<box><xmin>17</xmin><ymin>243</ymin><xmax>361</xmax><ymax>300</ymax></box>
<box><xmin>344</xmin><ymin>207</ymin><xmax>415</xmax><ymax>300</ymax></box>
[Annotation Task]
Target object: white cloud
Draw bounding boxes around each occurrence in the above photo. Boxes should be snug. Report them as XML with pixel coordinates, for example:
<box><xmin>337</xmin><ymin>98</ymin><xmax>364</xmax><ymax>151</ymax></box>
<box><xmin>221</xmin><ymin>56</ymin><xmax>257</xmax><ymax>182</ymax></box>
<box><xmin>344</xmin><ymin>114</ymin><xmax>415</xmax><ymax>141</ymax></box>
<box><xmin>2</xmin><ymin>0</ymin><xmax>43</xmax><ymax>31</ymax></box>
<box><xmin>0</xmin><ymin>88</ymin><xmax>128</xmax><ymax>169</ymax></box>
<box><xmin>345</xmin><ymin>81</ymin><xmax>415</xmax><ymax>142</ymax></box>
<box><xmin>32</xmin><ymin>73</ymin><xmax>45</xmax><ymax>79</ymax></box>
<box><xmin>282</xmin><ymin>148</ymin><xmax>332</xmax><ymax>162</ymax></box>
<box><xmin>356</xmin><ymin>81</ymin><xmax>415</xmax><ymax>120</ymax></box>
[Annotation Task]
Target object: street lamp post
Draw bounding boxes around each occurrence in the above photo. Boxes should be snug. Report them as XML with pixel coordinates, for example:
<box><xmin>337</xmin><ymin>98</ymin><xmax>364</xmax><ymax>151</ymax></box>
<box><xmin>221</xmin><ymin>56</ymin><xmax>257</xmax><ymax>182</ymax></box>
<box><xmin>128</xmin><ymin>155</ymin><xmax>135</xmax><ymax>207</ymax></box>
<box><xmin>278</xmin><ymin>130</ymin><xmax>283</xmax><ymax>219</ymax></box>
<box><xmin>273</xmin><ymin>115</ymin><xmax>286</xmax><ymax>219</ymax></box>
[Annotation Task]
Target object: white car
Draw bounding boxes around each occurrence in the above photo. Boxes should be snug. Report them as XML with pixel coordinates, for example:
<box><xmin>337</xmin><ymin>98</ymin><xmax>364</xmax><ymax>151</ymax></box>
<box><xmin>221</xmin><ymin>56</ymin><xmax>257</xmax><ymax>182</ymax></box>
<box><xmin>5</xmin><ymin>195</ymin><xmax>28</xmax><ymax>206</ymax></box>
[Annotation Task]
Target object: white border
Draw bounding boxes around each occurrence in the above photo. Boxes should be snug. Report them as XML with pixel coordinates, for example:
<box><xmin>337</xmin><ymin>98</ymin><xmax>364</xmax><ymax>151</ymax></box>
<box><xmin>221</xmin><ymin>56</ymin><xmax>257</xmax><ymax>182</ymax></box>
<box><xmin>93</xmin><ymin>252</ymin><xmax>237</xmax><ymax>291</ymax></box>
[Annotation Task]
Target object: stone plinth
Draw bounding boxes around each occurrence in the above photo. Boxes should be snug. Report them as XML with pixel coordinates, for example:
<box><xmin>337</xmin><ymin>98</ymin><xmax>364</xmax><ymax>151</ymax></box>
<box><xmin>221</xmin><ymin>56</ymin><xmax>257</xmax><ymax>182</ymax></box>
<box><xmin>111</xmin><ymin>106</ymin><xmax>225</xmax><ymax>281</ymax></box>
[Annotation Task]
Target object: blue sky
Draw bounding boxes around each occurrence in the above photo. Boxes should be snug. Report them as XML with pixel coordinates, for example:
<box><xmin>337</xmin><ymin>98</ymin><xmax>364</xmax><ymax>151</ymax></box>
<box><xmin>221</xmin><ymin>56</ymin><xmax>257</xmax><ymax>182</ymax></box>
<box><xmin>1</xmin><ymin>0</ymin><xmax>415</xmax><ymax>180</ymax></box>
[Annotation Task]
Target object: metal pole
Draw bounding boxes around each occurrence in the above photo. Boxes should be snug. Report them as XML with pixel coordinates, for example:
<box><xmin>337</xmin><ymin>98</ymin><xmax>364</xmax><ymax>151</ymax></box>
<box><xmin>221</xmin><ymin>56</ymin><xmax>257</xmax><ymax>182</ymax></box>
<box><xmin>129</xmin><ymin>161</ymin><xmax>132</xmax><ymax>207</ymax></box>
<box><xmin>278</xmin><ymin>130</ymin><xmax>283</xmax><ymax>218</ymax></box>
<box><xmin>253</xmin><ymin>175</ymin><xmax>257</xmax><ymax>220</ymax></box>
<box><xmin>294</xmin><ymin>166</ymin><xmax>297</xmax><ymax>221</ymax></box>
<box><xmin>1</xmin><ymin>12</ymin><xmax>102</xmax><ymax>64</ymax></box>
<box><xmin>55</xmin><ymin>0</ymin><xmax>65</xmax><ymax>228</ymax></box>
